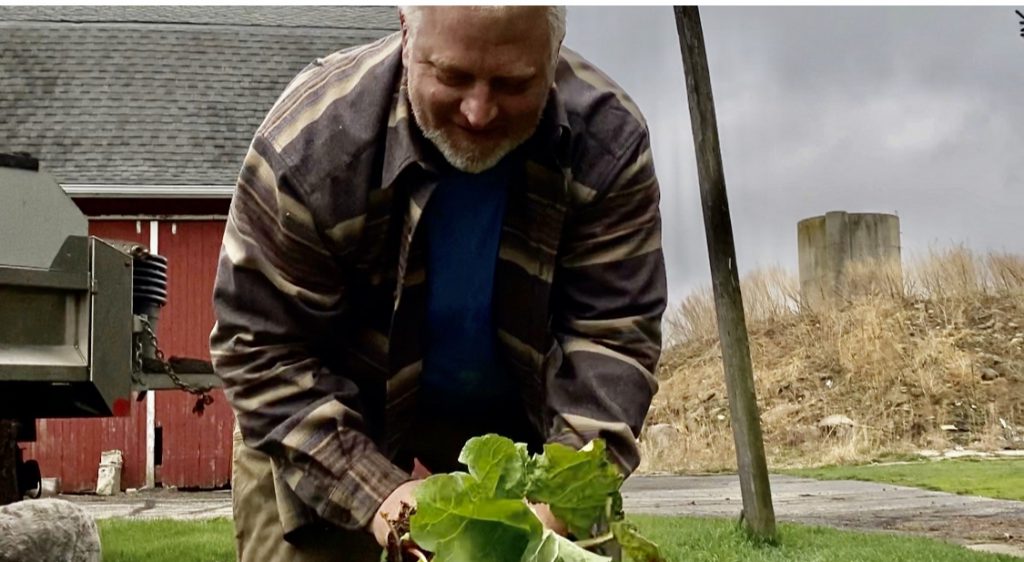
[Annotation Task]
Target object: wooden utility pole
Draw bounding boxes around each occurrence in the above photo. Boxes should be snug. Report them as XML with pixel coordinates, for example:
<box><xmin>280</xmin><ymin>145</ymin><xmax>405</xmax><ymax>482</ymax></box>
<box><xmin>673</xmin><ymin>6</ymin><xmax>777</xmax><ymax>541</ymax></box>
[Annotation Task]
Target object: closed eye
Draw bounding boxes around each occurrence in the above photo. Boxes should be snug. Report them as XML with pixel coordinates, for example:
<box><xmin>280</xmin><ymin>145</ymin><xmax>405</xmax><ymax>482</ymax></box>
<box><xmin>492</xmin><ymin>77</ymin><xmax>532</xmax><ymax>95</ymax></box>
<box><xmin>435</xmin><ymin>68</ymin><xmax>474</xmax><ymax>88</ymax></box>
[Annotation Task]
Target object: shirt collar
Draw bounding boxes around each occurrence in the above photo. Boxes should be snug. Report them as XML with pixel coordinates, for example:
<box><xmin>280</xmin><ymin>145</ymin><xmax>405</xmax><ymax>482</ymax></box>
<box><xmin>529</xmin><ymin>85</ymin><xmax>572</xmax><ymax>170</ymax></box>
<box><xmin>381</xmin><ymin>83</ymin><xmax>437</xmax><ymax>189</ymax></box>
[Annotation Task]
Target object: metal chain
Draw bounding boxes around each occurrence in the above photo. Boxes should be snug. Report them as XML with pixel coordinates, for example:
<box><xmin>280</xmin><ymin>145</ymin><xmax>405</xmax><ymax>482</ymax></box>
<box><xmin>132</xmin><ymin>327</ymin><xmax>145</xmax><ymax>387</ymax></box>
<box><xmin>137</xmin><ymin>317</ymin><xmax>215</xmax><ymax>414</ymax></box>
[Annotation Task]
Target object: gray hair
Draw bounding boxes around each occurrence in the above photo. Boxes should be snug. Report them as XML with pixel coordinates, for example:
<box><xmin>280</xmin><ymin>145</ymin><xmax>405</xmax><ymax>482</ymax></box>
<box><xmin>400</xmin><ymin>6</ymin><xmax>567</xmax><ymax>70</ymax></box>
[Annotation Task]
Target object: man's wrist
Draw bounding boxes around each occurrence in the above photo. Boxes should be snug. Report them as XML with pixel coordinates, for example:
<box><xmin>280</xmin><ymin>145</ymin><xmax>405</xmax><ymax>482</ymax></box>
<box><xmin>367</xmin><ymin>477</ymin><xmax>413</xmax><ymax>532</ymax></box>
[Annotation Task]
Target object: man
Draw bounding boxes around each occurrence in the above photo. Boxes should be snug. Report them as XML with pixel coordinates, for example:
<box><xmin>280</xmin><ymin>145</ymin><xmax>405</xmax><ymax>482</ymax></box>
<box><xmin>211</xmin><ymin>6</ymin><xmax>666</xmax><ymax>561</ymax></box>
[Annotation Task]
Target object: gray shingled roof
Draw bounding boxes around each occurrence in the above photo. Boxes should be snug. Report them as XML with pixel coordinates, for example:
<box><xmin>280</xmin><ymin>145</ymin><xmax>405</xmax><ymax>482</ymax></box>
<box><xmin>1</xmin><ymin>6</ymin><xmax>399</xmax><ymax>188</ymax></box>
<box><xmin>0</xmin><ymin>6</ymin><xmax>400</xmax><ymax>30</ymax></box>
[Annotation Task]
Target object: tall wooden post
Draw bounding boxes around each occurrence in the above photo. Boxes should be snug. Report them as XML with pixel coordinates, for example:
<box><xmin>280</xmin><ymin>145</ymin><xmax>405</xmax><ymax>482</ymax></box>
<box><xmin>673</xmin><ymin>6</ymin><xmax>777</xmax><ymax>541</ymax></box>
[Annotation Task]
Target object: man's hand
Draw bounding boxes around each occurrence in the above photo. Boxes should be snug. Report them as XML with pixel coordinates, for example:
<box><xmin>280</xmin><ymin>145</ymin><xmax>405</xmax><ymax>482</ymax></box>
<box><xmin>530</xmin><ymin>502</ymin><xmax>569</xmax><ymax>536</ymax></box>
<box><xmin>371</xmin><ymin>480</ymin><xmax>422</xmax><ymax>547</ymax></box>
<box><xmin>371</xmin><ymin>459</ymin><xmax>432</xmax><ymax>549</ymax></box>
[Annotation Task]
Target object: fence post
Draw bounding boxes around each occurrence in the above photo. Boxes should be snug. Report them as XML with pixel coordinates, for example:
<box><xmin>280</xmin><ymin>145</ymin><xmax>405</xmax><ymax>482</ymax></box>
<box><xmin>673</xmin><ymin>5</ymin><xmax>777</xmax><ymax>541</ymax></box>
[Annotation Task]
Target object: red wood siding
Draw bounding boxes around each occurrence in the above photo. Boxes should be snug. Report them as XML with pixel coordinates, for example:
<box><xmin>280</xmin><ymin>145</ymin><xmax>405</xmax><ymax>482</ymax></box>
<box><xmin>154</xmin><ymin>220</ymin><xmax>234</xmax><ymax>489</ymax></box>
<box><xmin>22</xmin><ymin>219</ymin><xmax>236</xmax><ymax>492</ymax></box>
<box><xmin>22</xmin><ymin>220</ymin><xmax>150</xmax><ymax>492</ymax></box>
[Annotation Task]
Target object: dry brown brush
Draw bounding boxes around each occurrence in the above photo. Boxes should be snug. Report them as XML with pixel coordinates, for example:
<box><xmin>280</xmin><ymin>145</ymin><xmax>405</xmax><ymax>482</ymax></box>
<box><xmin>643</xmin><ymin>247</ymin><xmax>1024</xmax><ymax>473</ymax></box>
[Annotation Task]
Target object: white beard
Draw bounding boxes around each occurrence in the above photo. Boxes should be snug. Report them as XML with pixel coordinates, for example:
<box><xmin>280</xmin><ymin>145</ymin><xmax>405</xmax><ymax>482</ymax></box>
<box><xmin>417</xmin><ymin>119</ymin><xmax>525</xmax><ymax>174</ymax></box>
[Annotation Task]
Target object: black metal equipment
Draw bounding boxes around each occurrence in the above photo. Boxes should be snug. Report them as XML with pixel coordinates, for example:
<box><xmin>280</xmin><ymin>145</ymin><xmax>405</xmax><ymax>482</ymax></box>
<box><xmin>0</xmin><ymin>153</ymin><xmax>220</xmax><ymax>503</ymax></box>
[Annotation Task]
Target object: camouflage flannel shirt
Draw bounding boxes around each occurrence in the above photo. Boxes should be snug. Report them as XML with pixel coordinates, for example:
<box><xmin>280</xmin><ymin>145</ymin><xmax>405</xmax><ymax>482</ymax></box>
<box><xmin>210</xmin><ymin>32</ymin><xmax>667</xmax><ymax>539</ymax></box>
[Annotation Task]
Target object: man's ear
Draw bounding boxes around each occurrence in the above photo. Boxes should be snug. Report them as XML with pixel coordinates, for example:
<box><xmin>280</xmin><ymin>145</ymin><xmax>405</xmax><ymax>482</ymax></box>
<box><xmin>399</xmin><ymin>9</ymin><xmax>410</xmax><ymax>66</ymax></box>
<box><xmin>549</xmin><ymin>39</ymin><xmax>565</xmax><ymax>83</ymax></box>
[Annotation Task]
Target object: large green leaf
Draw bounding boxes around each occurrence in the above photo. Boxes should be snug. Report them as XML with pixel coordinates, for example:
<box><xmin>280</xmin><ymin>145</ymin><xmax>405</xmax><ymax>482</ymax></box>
<box><xmin>410</xmin><ymin>435</ymin><xmax>663</xmax><ymax>562</ymax></box>
<box><xmin>610</xmin><ymin>521</ymin><xmax>666</xmax><ymax>562</ymax></box>
<box><xmin>458</xmin><ymin>435</ymin><xmax>531</xmax><ymax>499</ymax></box>
<box><xmin>522</xmin><ymin>530</ymin><xmax>612</xmax><ymax>562</ymax></box>
<box><xmin>411</xmin><ymin>473</ymin><xmax>543</xmax><ymax>562</ymax></box>
<box><xmin>526</xmin><ymin>440</ymin><xmax>624</xmax><ymax>538</ymax></box>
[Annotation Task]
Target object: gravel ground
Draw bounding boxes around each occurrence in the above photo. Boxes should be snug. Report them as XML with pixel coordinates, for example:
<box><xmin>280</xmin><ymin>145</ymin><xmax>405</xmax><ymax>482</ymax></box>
<box><xmin>63</xmin><ymin>474</ymin><xmax>1024</xmax><ymax>557</ymax></box>
<box><xmin>621</xmin><ymin>475</ymin><xmax>1024</xmax><ymax>557</ymax></box>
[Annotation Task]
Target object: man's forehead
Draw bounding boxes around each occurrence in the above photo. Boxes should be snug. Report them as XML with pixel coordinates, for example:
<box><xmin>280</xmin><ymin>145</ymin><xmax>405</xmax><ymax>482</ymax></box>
<box><xmin>411</xmin><ymin>5</ymin><xmax>550</xmax><ymax>43</ymax></box>
<box><xmin>417</xmin><ymin>5</ymin><xmax>548</xmax><ymax>24</ymax></box>
<box><xmin>408</xmin><ymin>7</ymin><xmax>550</xmax><ymax>74</ymax></box>
<box><xmin>425</xmin><ymin>54</ymin><xmax>538</xmax><ymax>79</ymax></box>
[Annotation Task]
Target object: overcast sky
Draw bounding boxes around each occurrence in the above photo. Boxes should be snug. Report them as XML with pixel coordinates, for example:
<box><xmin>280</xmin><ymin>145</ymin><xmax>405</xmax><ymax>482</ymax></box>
<box><xmin>564</xmin><ymin>6</ymin><xmax>1024</xmax><ymax>305</ymax></box>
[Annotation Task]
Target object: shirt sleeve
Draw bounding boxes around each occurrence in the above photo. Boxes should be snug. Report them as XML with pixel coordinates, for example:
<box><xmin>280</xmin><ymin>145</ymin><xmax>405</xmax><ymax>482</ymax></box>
<box><xmin>547</xmin><ymin>127</ymin><xmax>667</xmax><ymax>475</ymax></box>
<box><xmin>210</xmin><ymin>134</ymin><xmax>410</xmax><ymax>531</ymax></box>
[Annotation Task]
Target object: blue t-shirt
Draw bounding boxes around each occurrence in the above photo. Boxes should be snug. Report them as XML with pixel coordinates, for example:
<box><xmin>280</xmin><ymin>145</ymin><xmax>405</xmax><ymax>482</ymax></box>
<box><xmin>419</xmin><ymin>159</ymin><xmax>518</xmax><ymax>416</ymax></box>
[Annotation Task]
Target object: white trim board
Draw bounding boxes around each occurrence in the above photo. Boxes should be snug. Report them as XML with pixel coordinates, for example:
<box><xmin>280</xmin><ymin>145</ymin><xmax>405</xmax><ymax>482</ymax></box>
<box><xmin>88</xmin><ymin>215</ymin><xmax>229</xmax><ymax>221</ymax></box>
<box><xmin>145</xmin><ymin>220</ymin><xmax>158</xmax><ymax>490</ymax></box>
<box><xmin>63</xmin><ymin>184</ymin><xmax>234</xmax><ymax>198</ymax></box>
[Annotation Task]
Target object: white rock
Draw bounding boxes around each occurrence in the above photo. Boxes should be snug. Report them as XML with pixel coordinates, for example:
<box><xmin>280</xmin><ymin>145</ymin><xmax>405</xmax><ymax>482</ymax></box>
<box><xmin>0</xmin><ymin>498</ymin><xmax>100</xmax><ymax>562</ymax></box>
<box><xmin>980</xmin><ymin>368</ymin><xmax>1000</xmax><ymax>381</ymax></box>
<box><xmin>817</xmin><ymin>415</ymin><xmax>856</xmax><ymax>429</ymax></box>
<box><xmin>944</xmin><ymin>450</ymin><xmax>990</xmax><ymax>459</ymax></box>
<box><xmin>994</xmin><ymin>450</ymin><xmax>1024</xmax><ymax>458</ymax></box>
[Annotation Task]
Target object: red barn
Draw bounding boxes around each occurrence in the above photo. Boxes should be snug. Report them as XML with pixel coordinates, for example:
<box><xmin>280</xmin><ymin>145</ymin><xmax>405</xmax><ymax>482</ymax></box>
<box><xmin>1</xmin><ymin>6</ymin><xmax>398</xmax><ymax>492</ymax></box>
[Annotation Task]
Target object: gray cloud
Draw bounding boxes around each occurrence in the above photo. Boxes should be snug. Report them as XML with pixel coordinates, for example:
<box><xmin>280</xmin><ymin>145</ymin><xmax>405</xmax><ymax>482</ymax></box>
<box><xmin>565</xmin><ymin>6</ymin><xmax>1024</xmax><ymax>305</ymax></box>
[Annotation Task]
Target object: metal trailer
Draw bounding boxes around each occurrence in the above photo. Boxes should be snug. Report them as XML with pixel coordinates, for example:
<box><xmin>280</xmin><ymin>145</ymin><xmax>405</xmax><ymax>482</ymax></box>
<box><xmin>0</xmin><ymin>153</ymin><xmax>221</xmax><ymax>502</ymax></box>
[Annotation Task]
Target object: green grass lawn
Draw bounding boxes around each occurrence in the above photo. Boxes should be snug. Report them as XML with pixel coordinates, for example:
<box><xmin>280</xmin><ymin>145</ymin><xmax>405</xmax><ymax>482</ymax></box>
<box><xmin>98</xmin><ymin>515</ymin><xmax>1017</xmax><ymax>562</ymax></box>
<box><xmin>99</xmin><ymin>518</ymin><xmax>235</xmax><ymax>562</ymax></box>
<box><xmin>630</xmin><ymin>515</ymin><xmax>1017</xmax><ymax>561</ymax></box>
<box><xmin>784</xmin><ymin>458</ymin><xmax>1024</xmax><ymax>501</ymax></box>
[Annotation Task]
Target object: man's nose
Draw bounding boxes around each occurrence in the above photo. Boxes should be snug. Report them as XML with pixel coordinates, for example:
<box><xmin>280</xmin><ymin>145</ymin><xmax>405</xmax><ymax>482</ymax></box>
<box><xmin>460</xmin><ymin>85</ymin><xmax>498</xmax><ymax>130</ymax></box>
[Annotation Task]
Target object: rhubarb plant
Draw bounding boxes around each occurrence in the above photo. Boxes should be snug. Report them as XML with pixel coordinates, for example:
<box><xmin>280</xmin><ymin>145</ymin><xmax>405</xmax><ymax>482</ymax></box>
<box><xmin>387</xmin><ymin>434</ymin><xmax>665</xmax><ymax>562</ymax></box>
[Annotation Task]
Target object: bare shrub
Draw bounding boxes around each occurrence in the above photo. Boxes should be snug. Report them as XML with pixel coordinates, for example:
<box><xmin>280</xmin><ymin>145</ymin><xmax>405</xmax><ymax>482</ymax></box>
<box><xmin>651</xmin><ymin>247</ymin><xmax>1024</xmax><ymax>473</ymax></box>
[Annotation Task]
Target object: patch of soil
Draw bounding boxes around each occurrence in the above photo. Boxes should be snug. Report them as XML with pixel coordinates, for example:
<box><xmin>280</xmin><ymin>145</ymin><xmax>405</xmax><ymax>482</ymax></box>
<box><xmin>887</xmin><ymin>513</ymin><xmax>1024</xmax><ymax>547</ymax></box>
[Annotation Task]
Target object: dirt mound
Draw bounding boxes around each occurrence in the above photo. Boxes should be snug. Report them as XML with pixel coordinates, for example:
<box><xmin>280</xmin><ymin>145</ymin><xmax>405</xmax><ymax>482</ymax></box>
<box><xmin>641</xmin><ymin>249</ymin><xmax>1024</xmax><ymax>473</ymax></box>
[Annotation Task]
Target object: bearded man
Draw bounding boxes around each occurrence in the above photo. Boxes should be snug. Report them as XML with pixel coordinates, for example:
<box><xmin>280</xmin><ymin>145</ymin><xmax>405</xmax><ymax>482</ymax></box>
<box><xmin>211</xmin><ymin>6</ymin><xmax>666</xmax><ymax>561</ymax></box>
